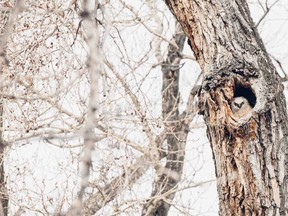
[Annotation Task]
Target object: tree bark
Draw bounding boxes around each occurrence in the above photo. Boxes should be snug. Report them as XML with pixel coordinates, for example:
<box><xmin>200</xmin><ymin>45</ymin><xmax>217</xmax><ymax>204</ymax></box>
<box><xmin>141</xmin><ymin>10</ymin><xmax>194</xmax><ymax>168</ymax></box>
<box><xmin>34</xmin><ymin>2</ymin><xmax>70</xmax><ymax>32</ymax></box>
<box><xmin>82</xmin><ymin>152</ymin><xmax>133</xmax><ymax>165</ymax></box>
<box><xmin>165</xmin><ymin>0</ymin><xmax>288</xmax><ymax>215</ymax></box>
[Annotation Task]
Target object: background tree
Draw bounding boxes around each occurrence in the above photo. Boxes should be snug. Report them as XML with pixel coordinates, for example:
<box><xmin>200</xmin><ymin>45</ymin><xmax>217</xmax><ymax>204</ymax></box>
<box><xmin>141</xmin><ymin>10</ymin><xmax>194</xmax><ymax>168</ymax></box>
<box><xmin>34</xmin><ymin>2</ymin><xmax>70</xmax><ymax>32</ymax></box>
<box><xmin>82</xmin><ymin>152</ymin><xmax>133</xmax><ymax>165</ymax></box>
<box><xmin>0</xmin><ymin>0</ymin><xmax>287</xmax><ymax>215</ymax></box>
<box><xmin>2</xmin><ymin>0</ymin><xmax>204</xmax><ymax>215</ymax></box>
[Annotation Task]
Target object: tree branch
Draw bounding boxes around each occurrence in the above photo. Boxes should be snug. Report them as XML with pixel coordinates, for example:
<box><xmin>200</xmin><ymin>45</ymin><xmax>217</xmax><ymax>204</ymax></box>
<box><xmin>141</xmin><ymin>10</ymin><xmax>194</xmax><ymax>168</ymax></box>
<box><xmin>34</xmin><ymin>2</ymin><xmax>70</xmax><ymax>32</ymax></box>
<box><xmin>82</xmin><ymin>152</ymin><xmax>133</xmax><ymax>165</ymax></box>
<box><xmin>142</xmin><ymin>21</ymin><xmax>197</xmax><ymax>216</ymax></box>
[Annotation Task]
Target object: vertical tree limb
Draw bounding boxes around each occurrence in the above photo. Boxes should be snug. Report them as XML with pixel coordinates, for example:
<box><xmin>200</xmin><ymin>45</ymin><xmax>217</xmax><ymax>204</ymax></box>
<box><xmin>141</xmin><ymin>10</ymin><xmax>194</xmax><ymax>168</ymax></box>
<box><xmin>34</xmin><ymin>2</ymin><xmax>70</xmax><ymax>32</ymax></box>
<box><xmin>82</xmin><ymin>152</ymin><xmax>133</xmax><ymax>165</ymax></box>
<box><xmin>0</xmin><ymin>1</ymin><xmax>24</xmax><ymax>215</ymax></box>
<box><xmin>141</xmin><ymin>22</ymin><xmax>194</xmax><ymax>216</ymax></box>
<box><xmin>67</xmin><ymin>1</ymin><xmax>104</xmax><ymax>215</ymax></box>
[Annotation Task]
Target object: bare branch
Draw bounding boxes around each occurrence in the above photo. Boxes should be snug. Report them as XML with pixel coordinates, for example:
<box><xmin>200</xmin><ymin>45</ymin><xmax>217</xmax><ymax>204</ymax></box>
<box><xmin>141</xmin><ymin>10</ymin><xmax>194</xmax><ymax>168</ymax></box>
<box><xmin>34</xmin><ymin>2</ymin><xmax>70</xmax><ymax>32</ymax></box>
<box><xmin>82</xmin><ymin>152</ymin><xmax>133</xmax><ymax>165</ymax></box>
<box><xmin>68</xmin><ymin>1</ymin><xmax>104</xmax><ymax>215</ymax></box>
<box><xmin>142</xmin><ymin>21</ymin><xmax>198</xmax><ymax>216</ymax></box>
<box><xmin>255</xmin><ymin>0</ymin><xmax>280</xmax><ymax>28</ymax></box>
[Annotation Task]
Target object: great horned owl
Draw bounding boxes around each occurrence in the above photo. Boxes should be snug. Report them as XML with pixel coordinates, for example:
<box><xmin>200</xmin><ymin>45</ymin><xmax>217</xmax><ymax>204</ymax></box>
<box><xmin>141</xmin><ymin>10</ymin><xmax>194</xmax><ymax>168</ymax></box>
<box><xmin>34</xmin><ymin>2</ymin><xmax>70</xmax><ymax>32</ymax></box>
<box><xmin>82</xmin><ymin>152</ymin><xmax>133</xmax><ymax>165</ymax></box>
<box><xmin>231</xmin><ymin>97</ymin><xmax>252</xmax><ymax>118</ymax></box>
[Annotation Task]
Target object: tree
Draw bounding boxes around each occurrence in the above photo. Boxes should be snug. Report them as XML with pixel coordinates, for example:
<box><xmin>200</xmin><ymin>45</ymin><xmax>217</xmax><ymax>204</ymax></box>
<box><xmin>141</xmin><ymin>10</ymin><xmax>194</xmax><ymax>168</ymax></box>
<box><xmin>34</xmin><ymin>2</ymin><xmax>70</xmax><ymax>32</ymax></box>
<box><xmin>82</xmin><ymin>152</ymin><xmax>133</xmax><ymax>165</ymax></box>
<box><xmin>1</xmin><ymin>0</ymin><xmax>204</xmax><ymax>215</ymax></box>
<box><xmin>0</xmin><ymin>0</ymin><xmax>287</xmax><ymax>215</ymax></box>
<box><xmin>0</xmin><ymin>1</ymin><xmax>24</xmax><ymax>214</ymax></box>
<box><xmin>165</xmin><ymin>0</ymin><xmax>288</xmax><ymax>215</ymax></box>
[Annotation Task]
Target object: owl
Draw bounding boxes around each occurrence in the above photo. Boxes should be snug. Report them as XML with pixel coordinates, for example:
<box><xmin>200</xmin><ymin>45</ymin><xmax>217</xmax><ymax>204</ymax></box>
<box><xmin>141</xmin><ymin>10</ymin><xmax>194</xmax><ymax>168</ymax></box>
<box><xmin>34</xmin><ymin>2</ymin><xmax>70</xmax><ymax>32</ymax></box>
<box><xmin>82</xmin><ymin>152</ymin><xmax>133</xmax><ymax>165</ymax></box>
<box><xmin>231</xmin><ymin>97</ymin><xmax>252</xmax><ymax>118</ymax></box>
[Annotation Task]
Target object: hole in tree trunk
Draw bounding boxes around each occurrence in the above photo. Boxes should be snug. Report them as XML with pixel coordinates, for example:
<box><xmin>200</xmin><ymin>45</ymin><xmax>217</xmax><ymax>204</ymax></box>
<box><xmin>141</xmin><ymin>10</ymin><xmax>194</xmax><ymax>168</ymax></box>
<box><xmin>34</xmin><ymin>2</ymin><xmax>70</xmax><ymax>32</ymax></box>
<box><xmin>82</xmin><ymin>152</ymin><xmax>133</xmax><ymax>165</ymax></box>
<box><xmin>234</xmin><ymin>85</ymin><xmax>256</xmax><ymax>108</ymax></box>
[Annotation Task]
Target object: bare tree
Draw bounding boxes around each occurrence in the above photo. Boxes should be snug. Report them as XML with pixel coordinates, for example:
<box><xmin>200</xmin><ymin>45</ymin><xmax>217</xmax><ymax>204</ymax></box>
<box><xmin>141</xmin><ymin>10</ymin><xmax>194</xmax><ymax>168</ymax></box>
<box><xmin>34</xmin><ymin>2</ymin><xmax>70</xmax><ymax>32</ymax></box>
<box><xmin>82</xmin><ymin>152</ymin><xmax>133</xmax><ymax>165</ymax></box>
<box><xmin>1</xmin><ymin>0</ymin><xmax>203</xmax><ymax>215</ymax></box>
<box><xmin>165</xmin><ymin>0</ymin><xmax>288</xmax><ymax>215</ymax></box>
<box><xmin>0</xmin><ymin>0</ymin><xmax>287</xmax><ymax>215</ymax></box>
<box><xmin>0</xmin><ymin>1</ymin><xmax>24</xmax><ymax>214</ymax></box>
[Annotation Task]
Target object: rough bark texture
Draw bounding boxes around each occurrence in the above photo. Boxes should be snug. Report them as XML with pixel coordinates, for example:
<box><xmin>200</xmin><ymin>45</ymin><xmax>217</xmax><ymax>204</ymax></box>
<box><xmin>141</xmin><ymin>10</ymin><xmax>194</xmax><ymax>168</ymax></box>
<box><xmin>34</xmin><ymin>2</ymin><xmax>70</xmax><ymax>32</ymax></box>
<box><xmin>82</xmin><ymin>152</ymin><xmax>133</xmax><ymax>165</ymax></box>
<box><xmin>165</xmin><ymin>0</ymin><xmax>288</xmax><ymax>215</ymax></box>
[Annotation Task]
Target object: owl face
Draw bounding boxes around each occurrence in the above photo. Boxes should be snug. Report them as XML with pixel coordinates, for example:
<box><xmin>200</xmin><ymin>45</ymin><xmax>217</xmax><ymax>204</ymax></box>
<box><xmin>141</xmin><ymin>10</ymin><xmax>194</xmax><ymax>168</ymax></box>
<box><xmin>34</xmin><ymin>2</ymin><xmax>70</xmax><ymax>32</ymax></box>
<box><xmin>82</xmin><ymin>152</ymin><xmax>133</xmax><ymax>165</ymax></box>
<box><xmin>231</xmin><ymin>97</ymin><xmax>252</xmax><ymax>118</ymax></box>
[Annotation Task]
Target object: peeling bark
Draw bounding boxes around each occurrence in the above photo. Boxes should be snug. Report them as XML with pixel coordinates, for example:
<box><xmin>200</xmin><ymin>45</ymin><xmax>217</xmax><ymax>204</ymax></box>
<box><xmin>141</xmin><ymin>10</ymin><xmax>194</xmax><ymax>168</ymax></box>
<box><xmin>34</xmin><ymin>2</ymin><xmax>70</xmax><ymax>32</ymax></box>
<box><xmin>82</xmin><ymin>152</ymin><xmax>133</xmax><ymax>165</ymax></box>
<box><xmin>165</xmin><ymin>0</ymin><xmax>288</xmax><ymax>215</ymax></box>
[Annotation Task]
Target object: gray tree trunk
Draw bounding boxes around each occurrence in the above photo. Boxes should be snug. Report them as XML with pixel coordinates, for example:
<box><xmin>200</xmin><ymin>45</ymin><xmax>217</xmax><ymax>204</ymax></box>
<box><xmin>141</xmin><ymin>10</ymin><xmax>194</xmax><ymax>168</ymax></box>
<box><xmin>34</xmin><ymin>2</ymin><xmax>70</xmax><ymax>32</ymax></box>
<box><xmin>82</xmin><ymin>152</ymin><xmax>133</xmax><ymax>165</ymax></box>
<box><xmin>0</xmin><ymin>2</ymin><xmax>11</xmax><ymax>215</ymax></box>
<box><xmin>142</xmin><ymin>22</ymin><xmax>196</xmax><ymax>216</ymax></box>
<box><xmin>165</xmin><ymin>0</ymin><xmax>288</xmax><ymax>215</ymax></box>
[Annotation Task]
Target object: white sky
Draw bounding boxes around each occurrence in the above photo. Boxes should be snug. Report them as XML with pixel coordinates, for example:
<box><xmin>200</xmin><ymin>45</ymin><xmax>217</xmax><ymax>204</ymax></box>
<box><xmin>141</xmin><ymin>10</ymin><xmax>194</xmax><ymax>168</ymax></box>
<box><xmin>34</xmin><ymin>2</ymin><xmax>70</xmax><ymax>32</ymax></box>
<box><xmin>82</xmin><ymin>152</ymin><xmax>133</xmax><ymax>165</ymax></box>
<box><xmin>4</xmin><ymin>0</ymin><xmax>288</xmax><ymax>215</ymax></box>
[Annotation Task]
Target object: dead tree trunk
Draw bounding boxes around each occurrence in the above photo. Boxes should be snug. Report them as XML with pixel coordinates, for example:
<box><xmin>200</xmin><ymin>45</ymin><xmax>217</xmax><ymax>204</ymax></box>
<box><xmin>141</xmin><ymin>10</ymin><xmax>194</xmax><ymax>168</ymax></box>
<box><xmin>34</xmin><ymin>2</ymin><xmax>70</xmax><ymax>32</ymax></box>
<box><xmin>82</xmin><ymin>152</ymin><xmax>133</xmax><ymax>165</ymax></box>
<box><xmin>165</xmin><ymin>0</ymin><xmax>288</xmax><ymax>215</ymax></box>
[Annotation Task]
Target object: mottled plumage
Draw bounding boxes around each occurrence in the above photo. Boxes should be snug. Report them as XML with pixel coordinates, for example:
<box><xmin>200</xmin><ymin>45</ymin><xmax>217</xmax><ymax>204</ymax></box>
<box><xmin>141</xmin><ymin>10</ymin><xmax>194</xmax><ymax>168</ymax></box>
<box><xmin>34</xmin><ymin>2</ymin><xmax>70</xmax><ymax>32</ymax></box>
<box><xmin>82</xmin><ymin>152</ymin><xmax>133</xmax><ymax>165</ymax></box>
<box><xmin>231</xmin><ymin>97</ymin><xmax>252</xmax><ymax>118</ymax></box>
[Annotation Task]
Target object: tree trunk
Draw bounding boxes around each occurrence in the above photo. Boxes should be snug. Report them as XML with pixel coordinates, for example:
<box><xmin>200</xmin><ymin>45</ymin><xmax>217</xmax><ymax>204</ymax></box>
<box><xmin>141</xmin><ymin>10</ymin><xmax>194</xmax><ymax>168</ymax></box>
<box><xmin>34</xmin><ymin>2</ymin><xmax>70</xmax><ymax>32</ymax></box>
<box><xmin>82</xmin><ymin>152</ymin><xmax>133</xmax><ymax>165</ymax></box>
<box><xmin>0</xmin><ymin>3</ymin><xmax>10</xmax><ymax>216</ymax></box>
<box><xmin>0</xmin><ymin>1</ymin><xmax>23</xmax><ymax>215</ymax></box>
<box><xmin>142</xmin><ymin>22</ymin><xmax>193</xmax><ymax>216</ymax></box>
<box><xmin>165</xmin><ymin>0</ymin><xmax>288</xmax><ymax>215</ymax></box>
